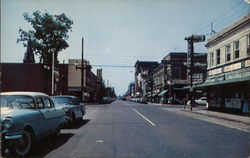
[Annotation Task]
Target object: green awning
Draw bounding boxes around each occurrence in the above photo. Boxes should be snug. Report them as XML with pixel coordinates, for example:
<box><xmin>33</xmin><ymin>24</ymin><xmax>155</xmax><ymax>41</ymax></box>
<box><xmin>158</xmin><ymin>90</ymin><xmax>168</xmax><ymax>96</ymax></box>
<box><xmin>196</xmin><ymin>76</ymin><xmax>250</xmax><ymax>88</ymax></box>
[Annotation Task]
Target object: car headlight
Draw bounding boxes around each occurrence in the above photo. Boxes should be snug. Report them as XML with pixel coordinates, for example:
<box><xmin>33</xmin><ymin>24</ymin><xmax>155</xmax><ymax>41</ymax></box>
<box><xmin>2</xmin><ymin>119</ymin><xmax>13</xmax><ymax>130</ymax></box>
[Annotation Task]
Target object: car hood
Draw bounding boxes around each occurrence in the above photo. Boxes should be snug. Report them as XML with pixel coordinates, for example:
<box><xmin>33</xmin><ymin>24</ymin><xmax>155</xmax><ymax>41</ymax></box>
<box><xmin>1</xmin><ymin>107</ymin><xmax>34</xmax><ymax>119</ymax></box>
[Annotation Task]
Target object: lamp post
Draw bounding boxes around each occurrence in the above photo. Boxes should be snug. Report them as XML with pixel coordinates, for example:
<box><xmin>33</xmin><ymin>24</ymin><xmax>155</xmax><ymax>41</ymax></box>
<box><xmin>49</xmin><ymin>48</ymin><xmax>56</xmax><ymax>95</ymax></box>
<box><xmin>185</xmin><ymin>35</ymin><xmax>205</xmax><ymax>110</ymax></box>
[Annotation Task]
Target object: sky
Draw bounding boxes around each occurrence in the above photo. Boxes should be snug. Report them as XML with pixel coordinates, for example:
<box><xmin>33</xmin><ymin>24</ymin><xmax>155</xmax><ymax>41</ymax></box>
<box><xmin>1</xmin><ymin>0</ymin><xmax>249</xmax><ymax>96</ymax></box>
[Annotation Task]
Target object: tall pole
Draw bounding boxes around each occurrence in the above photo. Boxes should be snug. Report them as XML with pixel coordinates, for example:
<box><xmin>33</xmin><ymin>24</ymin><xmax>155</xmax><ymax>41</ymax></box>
<box><xmin>189</xmin><ymin>39</ymin><xmax>194</xmax><ymax>111</ymax></box>
<box><xmin>81</xmin><ymin>37</ymin><xmax>84</xmax><ymax>102</ymax></box>
<box><xmin>52</xmin><ymin>51</ymin><xmax>55</xmax><ymax>95</ymax></box>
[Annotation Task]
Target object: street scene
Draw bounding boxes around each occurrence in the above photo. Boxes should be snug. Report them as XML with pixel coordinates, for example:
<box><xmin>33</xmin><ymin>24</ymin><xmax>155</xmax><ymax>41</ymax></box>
<box><xmin>1</xmin><ymin>0</ymin><xmax>250</xmax><ymax>157</ymax></box>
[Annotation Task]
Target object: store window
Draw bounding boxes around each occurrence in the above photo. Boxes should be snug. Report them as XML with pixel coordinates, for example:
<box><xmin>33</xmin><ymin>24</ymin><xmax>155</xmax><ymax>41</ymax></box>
<box><xmin>234</xmin><ymin>41</ymin><xmax>240</xmax><ymax>59</ymax></box>
<box><xmin>225</xmin><ymin>44</ymin><xmax>231</xmax><ymax>62</ymax></box>
<box><xmin>216</xmin><ymin>49</ymin><xmax>220</xmax><ymax>65</ymax></box>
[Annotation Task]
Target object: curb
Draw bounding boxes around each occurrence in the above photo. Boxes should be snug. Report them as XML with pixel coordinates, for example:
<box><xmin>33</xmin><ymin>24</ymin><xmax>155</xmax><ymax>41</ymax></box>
<box><xmin>182</xmin><ymin>109</ymin><xmax>250</xmax><ymax>125</ymax></box>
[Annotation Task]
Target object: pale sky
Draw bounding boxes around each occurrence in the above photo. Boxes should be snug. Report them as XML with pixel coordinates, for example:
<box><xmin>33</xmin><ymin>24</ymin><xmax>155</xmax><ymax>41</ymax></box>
<box><xmin>1</xmin><ymin>0</ymin><xmax>249</xmax><ymax>95</ymax></box>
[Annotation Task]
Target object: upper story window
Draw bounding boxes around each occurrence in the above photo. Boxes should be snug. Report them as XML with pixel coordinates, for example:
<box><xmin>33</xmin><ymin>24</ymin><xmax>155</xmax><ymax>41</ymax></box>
<box><xmin>173</xmin><ymin>67</ymin><xmax>181</xmax><ymax>79</ymax></box>
<box><xmin>210</xmin><ymin>52</ymin><xmax>214</xmax><ymax>66</ymax></box>
<box><xmin>234</xmin><ymin>41</ymin><xmax>240</xmax><ymax>59</ymax></box>
<box><xmin>247</xmin><ymin>35</ymin><xmax>250</xmax><ymax>55</ymax></box>
<box><xmin>225</xmin><ymin>44</ymin><xmax>231</xmax><ymax>62</ymax></box>
<box><xmin>216</xmin><ymin>49</ymin><xmax>220</xmax><ymax>65</ymax></box>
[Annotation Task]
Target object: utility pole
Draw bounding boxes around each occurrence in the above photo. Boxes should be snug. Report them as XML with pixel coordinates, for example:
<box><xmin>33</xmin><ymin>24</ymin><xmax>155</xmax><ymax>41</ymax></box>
<box><xmin>81</xmin><ymin>37</ymin><xmax>84</xmax><ymax>102</ymax></box>
<box><xmin>185</xmin><ymin>35</ymin><xmax>205</xmax><ymax>111</ymax></box>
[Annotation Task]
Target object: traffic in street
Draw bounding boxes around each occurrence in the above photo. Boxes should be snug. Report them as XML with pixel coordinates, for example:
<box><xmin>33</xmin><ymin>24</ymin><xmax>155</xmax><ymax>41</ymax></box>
<box><xmin>26</xmin><ymin>100</ymin><xmax>250</xmax><ymax>158</ymax></box>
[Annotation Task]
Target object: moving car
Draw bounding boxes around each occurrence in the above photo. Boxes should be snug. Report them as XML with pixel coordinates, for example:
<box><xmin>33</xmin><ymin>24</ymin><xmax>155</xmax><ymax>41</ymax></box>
<box><xmin>52</xmin><ymin>95</ymin><xmax>86</xmax><ymax>127</ymax></box>
<box><xmin>0</xmin><ymin>92</ymin><xmax>65</xmax><ymax>156</ymax></box>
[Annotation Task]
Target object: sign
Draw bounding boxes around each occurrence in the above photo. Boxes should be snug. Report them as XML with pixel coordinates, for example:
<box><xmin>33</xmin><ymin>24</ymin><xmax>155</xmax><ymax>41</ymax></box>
<box><xmin>55</xmin><ymin>71</ymin><xmax>59</xmax><ymax>82</ymax></box>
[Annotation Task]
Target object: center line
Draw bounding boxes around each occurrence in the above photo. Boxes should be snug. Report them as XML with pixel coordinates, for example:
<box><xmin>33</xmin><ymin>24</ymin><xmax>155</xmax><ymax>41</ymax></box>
<box><xmin>132</xmin><ymin>108</ymin><xmax>156</xmax><ymax>126</ymax></box>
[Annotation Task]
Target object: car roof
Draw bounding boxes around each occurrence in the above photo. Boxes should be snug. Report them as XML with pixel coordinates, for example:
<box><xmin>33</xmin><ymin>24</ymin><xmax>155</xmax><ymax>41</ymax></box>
<box><xmin>0</xmin><ymin>91</ymin><xmax>49</xmax><ymax>97</ymax></box>
<box><xmin>51</xmin><ymin>95</ymin><xmax>77</xmax><ymax>99</ymax></box>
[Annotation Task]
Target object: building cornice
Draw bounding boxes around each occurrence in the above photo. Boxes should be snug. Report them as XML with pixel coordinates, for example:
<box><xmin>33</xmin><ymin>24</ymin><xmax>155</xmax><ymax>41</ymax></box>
<box><xmin>205</xmin><ymin>14</ymin><xmax>250</xmax><ymax>48</ymax></box>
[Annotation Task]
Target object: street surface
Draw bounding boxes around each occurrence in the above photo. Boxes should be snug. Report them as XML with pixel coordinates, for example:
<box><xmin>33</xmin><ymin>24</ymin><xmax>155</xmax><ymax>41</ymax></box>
<box><xmin>29</xmin><ymin>100</ymin><xmax>250</xmax><ymax>158</ymax></box>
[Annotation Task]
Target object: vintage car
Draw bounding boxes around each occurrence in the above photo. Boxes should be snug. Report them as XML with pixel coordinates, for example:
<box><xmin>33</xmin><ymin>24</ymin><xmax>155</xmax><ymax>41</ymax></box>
<box><xmin>52</xmin><ymin>95</ymin><xmax>86</xmax><ymax>126</ymax></box>
<box><xmin>0</xmin><ymin>92</ymin><xmax>65</xmax><ymax>156</ymax></box>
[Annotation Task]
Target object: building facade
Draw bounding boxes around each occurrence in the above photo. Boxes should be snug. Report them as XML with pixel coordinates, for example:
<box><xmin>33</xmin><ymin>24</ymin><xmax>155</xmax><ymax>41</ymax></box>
<box><xmin>204</xmin><ymin>13</ymin><xmax>250</xmax><ymax>112</ymax></box>
<box><xmin>152</xmin><ymin>52</ymin><xmax>207</xmax><ymax>104</ymax></box>
<box><xmin>134</xmin><ymin>61</ymin><xmax>158</xmax><ymax>99</ymax></box>
<box><xmin>0</xmin><ymin>59</ymin><xmax>102</xmax><ymax>103</ymax></box>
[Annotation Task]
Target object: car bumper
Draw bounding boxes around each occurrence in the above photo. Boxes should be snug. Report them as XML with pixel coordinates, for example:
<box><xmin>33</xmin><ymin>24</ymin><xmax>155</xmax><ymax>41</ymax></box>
<box><xmin>3</xmin><ymin>133</ymin><xmax>23</xmax><ymax>147</ymax></box>
<box><xmin>1</xmin><ymin>132</ymin><xmax>23</xmax><ymax>155</ymax></box>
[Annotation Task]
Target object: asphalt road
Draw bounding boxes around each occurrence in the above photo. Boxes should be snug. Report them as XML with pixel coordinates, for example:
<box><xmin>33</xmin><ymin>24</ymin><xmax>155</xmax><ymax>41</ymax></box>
<box><xmin>29</xmin><ymin>100</ymin><xmax>250</xmax><ymax>158</ymax></box>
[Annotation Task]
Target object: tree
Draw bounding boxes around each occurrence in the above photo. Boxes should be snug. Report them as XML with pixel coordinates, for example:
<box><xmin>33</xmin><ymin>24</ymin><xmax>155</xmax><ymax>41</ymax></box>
<box><xmin>17</xmin><ymin>11</ymin><xmax>73</xmax><ymax>66</ymax></box>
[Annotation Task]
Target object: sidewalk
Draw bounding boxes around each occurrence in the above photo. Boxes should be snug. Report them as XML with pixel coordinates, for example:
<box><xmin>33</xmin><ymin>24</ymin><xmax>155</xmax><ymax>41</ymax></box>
<box><xmin>182</xmin><ymin>106</ymin><xmax>250</xmax><ymax>125</ymax></box>
<box><xmin>149</xmin><ymin>102</ymin><xmax>250</xmax><ymax>125</ymax></box>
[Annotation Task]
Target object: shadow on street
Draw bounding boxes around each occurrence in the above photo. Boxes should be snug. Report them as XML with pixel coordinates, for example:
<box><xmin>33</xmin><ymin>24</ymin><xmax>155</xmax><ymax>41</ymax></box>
<box><xmin>27</xmin><ymin>133</ymin><xmax>74</xmax><ymax>158</ymax></box>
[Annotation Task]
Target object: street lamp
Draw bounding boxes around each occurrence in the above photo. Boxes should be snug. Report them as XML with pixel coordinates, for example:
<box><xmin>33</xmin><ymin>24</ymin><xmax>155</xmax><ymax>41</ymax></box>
<box><xmin>49</xmin><ymin>48</ymin><xmax>56</xmax><ymax>95</ymax></box>
<box><xmin>185</xmin><ymin>34</ymin><xmax>205</xmax><ymax>110</ymax></box>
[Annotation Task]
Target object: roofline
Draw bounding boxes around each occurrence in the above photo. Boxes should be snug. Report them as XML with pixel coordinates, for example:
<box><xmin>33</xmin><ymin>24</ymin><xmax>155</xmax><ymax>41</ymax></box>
<box><xmin>206</xmin><ymin>13</ymin><xmax>250</xmax><ymax>48</ymax></box>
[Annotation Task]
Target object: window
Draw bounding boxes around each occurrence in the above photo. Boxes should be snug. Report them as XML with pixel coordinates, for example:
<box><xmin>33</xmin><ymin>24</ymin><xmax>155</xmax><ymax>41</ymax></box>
<box><xmin>44</xmin><ymin>98</ymin><xmax>53</xmax><ymax>108</ymax></box>
<box><xmin>173</xmin><ymin>67</ymin><xmax>181</xmax><ymax>79</ymax></box>
<box><xmin>210</xmin><ymin>52</ymin><xmax>214</xmax><ymax>66</ymax></box>
<box><xmin>247</xmin><ymin>35</ymin><xmax>250</xmax><ymax>54</ymax></box>
<box><xmin>216</xmin><ymin>49</ymin><xmax>220</xmax><ymax>65</ymax></box>
<box><xmin>234</xmin><ymin>41</ymin><xmax>239</xmax><ymax>59</ymax></box>
<box><xmin>225</xmin><ymin>45</ymin><xmax>231</xmax><ymax>62</ymax></box>
<box><xmin>36</xmin><ymin>97</ymin><xmax>44</xmax><ymax>109</ymax></box>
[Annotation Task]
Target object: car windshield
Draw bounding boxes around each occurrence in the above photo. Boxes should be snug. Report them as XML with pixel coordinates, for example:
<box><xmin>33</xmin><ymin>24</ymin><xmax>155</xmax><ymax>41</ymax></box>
<box><xmin>0</xmin><ymin>95</ymin><xmax>35</xmax><ymax>109</ymax></box>
<box><xmin>52</xmin><ymin>97</ymin><xmax>74</xmax><ymax>106</ymax></box>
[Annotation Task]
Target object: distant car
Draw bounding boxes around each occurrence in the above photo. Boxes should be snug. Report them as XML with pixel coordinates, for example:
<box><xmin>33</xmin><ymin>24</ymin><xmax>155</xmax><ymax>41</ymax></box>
<box><xmin>52</xmin><ymin>95</ymin><xmax>86</xmax><ymax>127</ymax></box>
<box><xmin>101</xmin><ymin>97</ymin><xmax>114</xmax><ymax>104</ymax></box>
<box><xmin>195</xmin><ymin>97</ymin><xmax>208</xmax><ymax>106</ymax></box>
<box><xmin>187</xmin><ymin>97</ymin><xmax>208</xmax><ymax>106</ymax></box>
<box><xmin>0</xmin><ymin>92</ymin><xmax>65</xmax><ymax>156</ymax></box>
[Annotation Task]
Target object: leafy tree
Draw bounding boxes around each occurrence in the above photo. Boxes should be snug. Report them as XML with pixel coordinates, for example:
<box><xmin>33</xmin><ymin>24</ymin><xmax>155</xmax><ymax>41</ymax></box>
<box><xmin>17</xmin><ymin>11</ymin><xmax>73</xmax><ymax>66</ymax></box>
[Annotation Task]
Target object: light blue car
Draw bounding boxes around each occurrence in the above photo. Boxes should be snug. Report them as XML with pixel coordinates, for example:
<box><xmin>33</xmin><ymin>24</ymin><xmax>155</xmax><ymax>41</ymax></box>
<box><xmin>52</xmin><ymin>95</ymin><xmax>86</xmax><ymax>127</ymax></box>
<box><xmin>0</xmin><ymin>92</ymin><xmax>65</xmax><ymax>156</ymax></box>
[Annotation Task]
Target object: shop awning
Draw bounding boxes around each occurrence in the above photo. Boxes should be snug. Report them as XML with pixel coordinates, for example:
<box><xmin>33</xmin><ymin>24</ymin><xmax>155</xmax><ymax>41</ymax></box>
<box><xmin>197</xmin><ymin>76</ymin><xmax>250</xmax><ymax>88</ymax></box>
<box><xmin>158</xmin><ymin>90</ymin><xmax>168</xmax><ymax>96</ymax></box>
<box><xmin>153</xmin><ymin>91</ymin><xmax>160</xmax><ymax>97</ymax></box>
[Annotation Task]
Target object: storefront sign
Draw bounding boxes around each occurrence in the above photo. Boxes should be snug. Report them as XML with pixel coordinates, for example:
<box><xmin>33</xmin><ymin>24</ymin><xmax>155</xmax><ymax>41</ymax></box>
<box><xmin>245</xmin><ymin>59</ymin><xmax>250</xmax><ymax>67</ymax></box>
<box><xmin>224</xmin><ymin>62</ymin><xmax>241</xmax><ymax>72</ymax></box>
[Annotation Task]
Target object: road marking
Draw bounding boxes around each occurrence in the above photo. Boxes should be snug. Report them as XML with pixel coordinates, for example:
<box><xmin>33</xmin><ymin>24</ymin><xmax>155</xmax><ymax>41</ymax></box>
<box><xmin>132</xmin><ymin>108</ymin><xmax>156</xmax><ymax>126</ymax></box>
<box><xmin>96</xmin><ymin>140</ymin><xmax>104</xmax><ymax>143</ymax></box>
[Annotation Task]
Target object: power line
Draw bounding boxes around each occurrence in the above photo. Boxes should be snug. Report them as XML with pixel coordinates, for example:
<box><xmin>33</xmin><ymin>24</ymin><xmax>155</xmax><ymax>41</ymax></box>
<box><xmin>91</xmin><ymin>64</ymin><xmax>134</xmax><ymax>68</ymax></box>
<box><xmin>194</xmin><ymin>0</ymin><xmax>247</xmax><ymax>35</ymax></box>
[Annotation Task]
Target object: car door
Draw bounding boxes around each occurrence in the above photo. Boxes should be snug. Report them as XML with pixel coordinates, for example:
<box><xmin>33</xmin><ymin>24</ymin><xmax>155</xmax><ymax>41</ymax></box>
<box><xmin>35</xmin><ymin>97</ymin><xmax>51</xmax><ymax>135</ymax></box>
<box><xmin>43</xmin><ymin>97</ymin><xmax>64</xmax><ymax>130</ymax></box>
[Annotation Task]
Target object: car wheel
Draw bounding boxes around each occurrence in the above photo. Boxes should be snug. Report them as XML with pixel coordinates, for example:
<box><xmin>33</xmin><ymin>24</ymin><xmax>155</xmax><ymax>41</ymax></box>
<box><xmin>14</xmin><ymin>130</ymin><xmax>32</xmax><ymax>156</ymax></box>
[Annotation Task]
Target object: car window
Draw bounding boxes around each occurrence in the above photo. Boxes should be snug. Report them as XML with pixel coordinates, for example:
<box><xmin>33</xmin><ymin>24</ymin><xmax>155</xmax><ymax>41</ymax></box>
<box><xmin>52</xmin><ymin>97</ymin><xmax>74</xmax><ymax>105</ymax></box>
<box><xmin>36</xmin><ymin>97</ymin><xmax>44</xmax><ymax>109</ymax></box>
<box><xmin>0</xmin><ymin>95</ymin><xmax>35</xmax><ymax>109</ymax></box>
<box><xmin>44</xmin><ymin>98</ymin><xmax>53</xmax><ymax>108</ymax></box>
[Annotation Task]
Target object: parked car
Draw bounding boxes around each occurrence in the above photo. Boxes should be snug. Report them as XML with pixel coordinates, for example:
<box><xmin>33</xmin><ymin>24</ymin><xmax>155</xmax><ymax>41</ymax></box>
<box><xmin>0</xmin><ymin>92</ymin><xmax>65</xmax><ymax>156</ymax></box>
<box><xmin>52</xmin><ymin>95</ymin><xmax>86</xmax><ymax>127</ymax></box>
<box><xmin>187</xmin><ymin>97</ymin><xmax>208</xmax><ymax>106</ymax></box>
<box><xmin>101</xmin><ymin>97</ymin><xmax>114</xmax><ymax>104</ymax></box>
